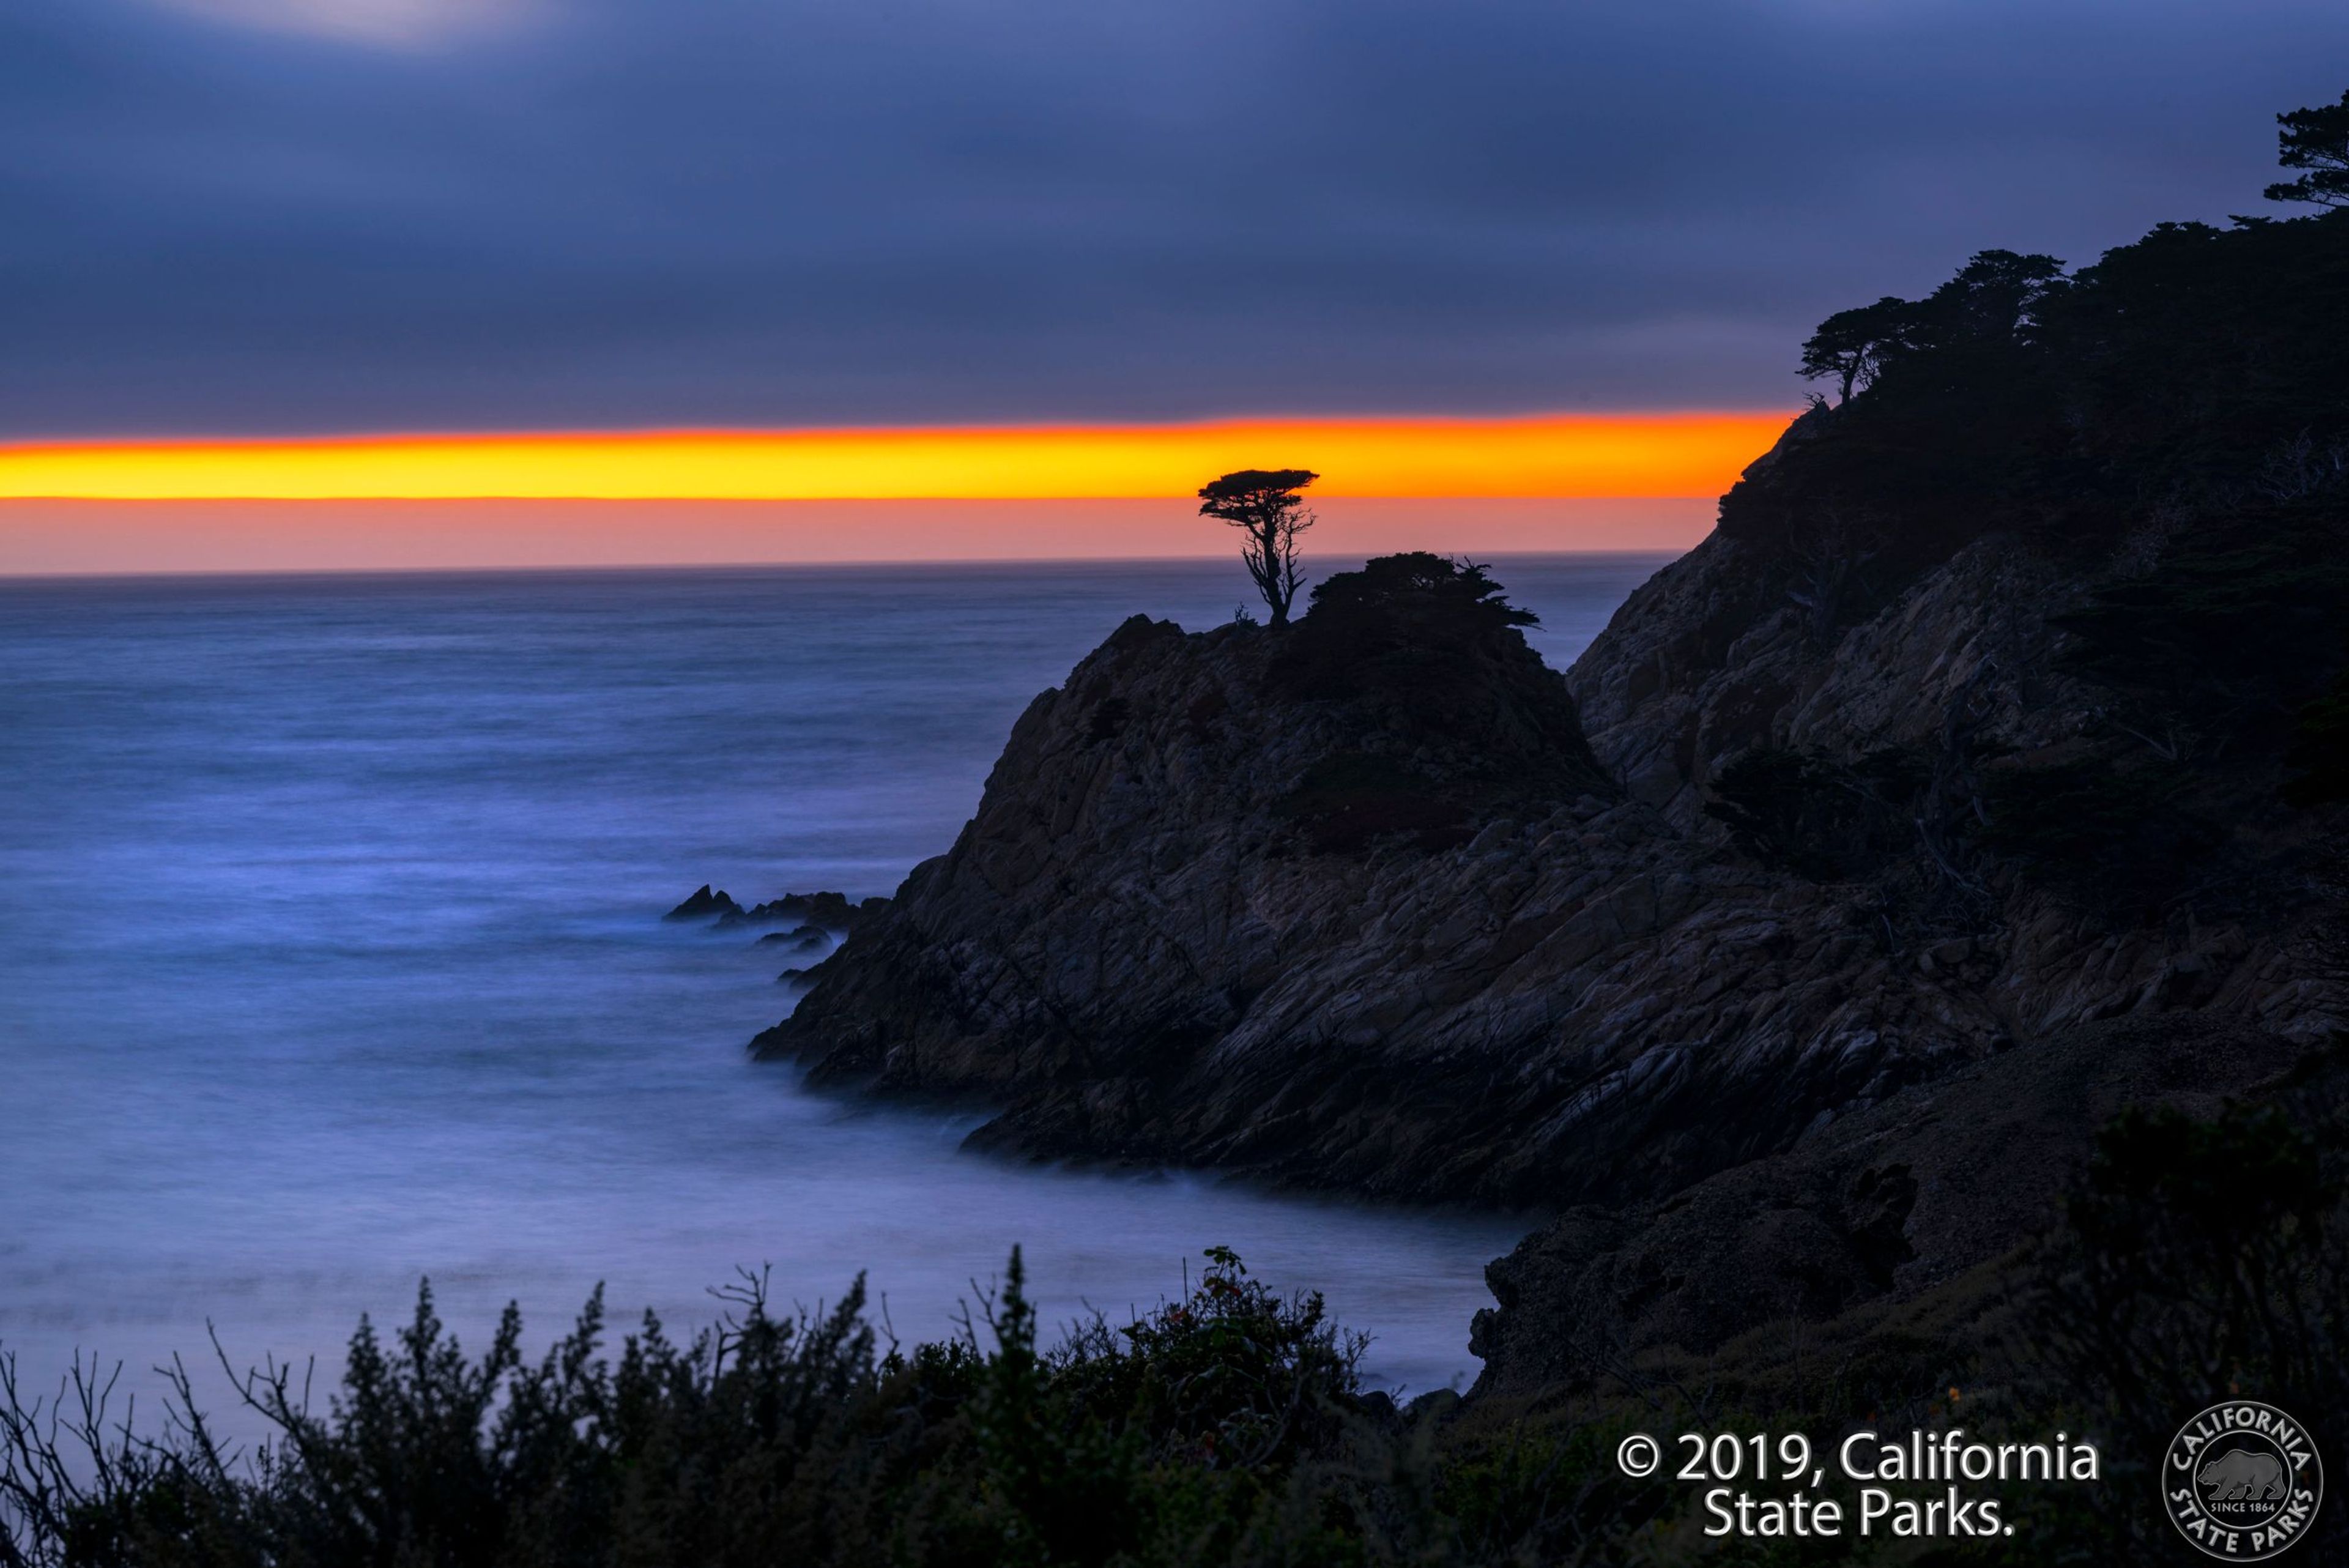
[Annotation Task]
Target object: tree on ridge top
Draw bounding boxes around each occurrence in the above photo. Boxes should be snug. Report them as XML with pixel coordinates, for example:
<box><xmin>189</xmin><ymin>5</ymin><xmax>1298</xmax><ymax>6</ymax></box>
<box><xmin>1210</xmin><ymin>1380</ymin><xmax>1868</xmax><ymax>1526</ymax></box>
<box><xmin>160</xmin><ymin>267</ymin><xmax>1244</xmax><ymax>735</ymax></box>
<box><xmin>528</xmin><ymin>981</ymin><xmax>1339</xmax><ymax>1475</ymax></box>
<box><xmin>1199</xmin><ymin>467</ymin><xmax>1316</xmax><ymax>627</ymax></box>
<box><xmin>2267</xmin><ymin>88</ymin><xmax>2349</xmax><ymax>208</ymax></box>
<box><xmin>1799</xmin><ymin>295</ymin><xmax>1912</xmax><ymax>404</ymax></box>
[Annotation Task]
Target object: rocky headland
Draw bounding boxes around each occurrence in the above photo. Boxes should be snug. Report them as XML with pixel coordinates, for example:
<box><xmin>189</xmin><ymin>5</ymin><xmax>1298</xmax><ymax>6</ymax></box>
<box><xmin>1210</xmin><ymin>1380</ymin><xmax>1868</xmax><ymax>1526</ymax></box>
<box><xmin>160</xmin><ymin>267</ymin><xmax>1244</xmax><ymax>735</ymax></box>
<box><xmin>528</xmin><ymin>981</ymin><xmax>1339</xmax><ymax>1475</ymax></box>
<box><xmin>752</xmin><ymin>212</ymin><xmax>2349</xmax><ymax>1406</ymax></box>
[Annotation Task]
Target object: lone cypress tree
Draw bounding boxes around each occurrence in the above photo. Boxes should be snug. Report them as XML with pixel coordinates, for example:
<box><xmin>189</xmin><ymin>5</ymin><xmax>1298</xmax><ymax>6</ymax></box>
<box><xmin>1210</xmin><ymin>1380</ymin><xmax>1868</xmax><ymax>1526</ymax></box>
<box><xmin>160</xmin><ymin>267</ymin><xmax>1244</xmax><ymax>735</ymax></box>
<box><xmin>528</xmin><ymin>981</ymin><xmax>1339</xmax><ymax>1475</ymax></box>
<box><xmin>1198</xmin><ymin>467</ymin><xmax>1317</xmax><ymax>626</ymax></box>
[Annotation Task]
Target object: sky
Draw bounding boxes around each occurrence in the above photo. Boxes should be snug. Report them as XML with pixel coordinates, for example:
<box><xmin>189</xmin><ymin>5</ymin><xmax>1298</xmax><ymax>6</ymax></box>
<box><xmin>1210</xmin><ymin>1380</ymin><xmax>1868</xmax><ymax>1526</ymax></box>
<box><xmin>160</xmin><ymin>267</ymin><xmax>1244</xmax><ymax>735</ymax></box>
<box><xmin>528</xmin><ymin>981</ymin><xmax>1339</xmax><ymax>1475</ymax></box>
<box><xmin>2</xmin><ymin>0</ymin><xmax>2343</xmax><ymax>567</ymax></box>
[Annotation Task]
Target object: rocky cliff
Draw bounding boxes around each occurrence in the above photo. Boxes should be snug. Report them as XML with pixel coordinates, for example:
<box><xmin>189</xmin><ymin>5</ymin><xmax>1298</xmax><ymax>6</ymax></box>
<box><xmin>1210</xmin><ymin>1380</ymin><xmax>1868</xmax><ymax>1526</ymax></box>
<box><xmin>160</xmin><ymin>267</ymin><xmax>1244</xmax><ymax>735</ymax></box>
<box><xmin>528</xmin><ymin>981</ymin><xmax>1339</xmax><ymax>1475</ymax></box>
<box><xmin>757</xmin><ymin>526</ymin><xmax>2343</xmax><ymax>1228</ymax></box>
<box><xmin>756</xmin><ymin>205</ymin><xmax>2349</xmax><ymax>1398</ymax></box>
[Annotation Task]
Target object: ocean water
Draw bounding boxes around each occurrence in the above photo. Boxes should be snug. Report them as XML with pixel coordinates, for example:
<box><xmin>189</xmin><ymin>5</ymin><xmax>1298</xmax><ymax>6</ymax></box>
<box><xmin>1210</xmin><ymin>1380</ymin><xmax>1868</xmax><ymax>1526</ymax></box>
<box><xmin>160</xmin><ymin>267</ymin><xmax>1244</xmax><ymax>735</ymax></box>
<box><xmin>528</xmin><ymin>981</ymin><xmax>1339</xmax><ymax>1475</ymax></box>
<box><xmin>0</xmin><ymin>553</ymin><xmax>1666</xmax><ymax>1429</ymax></box>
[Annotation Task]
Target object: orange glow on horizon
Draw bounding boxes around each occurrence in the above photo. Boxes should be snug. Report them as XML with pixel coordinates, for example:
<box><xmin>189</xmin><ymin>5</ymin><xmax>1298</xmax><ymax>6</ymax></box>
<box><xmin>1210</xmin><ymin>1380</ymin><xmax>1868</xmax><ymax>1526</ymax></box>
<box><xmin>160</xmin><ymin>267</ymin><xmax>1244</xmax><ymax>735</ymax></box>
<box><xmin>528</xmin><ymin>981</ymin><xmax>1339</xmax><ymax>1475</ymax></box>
<box><xmin>0</xmin><ymin>412</ymin><xmax>1794</xmax><ymax>500</ymax></box>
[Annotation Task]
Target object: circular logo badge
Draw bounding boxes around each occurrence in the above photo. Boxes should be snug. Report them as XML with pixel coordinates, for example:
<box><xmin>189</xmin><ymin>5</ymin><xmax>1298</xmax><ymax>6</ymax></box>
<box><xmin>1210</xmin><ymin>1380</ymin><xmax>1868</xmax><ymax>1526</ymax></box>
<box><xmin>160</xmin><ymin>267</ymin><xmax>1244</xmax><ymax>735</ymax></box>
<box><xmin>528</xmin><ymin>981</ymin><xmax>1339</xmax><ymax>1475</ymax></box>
<box><xmin>2165</xmin><ymin>1401</ymin><xmax>2325</xmax><ymax>1561</ymax></box>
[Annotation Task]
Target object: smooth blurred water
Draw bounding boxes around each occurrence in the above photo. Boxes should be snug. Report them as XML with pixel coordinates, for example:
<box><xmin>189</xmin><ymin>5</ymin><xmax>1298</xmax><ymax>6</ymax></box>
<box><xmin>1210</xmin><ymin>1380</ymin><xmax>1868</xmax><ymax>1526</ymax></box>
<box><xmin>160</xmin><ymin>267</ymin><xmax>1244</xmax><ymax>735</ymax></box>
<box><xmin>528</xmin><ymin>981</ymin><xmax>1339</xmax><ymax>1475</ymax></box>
<box><xmin>0</xmin><ymin>553</ymin><xmax>1666</xmax><ymax>1428</ymax></box>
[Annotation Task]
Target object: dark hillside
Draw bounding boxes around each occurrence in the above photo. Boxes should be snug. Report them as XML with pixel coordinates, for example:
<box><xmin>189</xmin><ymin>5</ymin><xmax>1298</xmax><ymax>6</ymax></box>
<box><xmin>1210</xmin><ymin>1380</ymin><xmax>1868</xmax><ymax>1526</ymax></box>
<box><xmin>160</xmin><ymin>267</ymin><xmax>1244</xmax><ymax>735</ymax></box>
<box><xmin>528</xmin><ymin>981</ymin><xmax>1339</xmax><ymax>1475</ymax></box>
<box><xmin>1725</xmin><ymin>213</ymin><xmax>2349</xmax><ymax>560</ymax></box>
<box><xmin>768</xmin><ymin>178</ymin><xmax>2349</xmax><ymax>1409</ymax></box>
<box><xmin>766</xmin><ymin>219</ymin><xmax>2349</xmax><ymax>1200</ymax></box>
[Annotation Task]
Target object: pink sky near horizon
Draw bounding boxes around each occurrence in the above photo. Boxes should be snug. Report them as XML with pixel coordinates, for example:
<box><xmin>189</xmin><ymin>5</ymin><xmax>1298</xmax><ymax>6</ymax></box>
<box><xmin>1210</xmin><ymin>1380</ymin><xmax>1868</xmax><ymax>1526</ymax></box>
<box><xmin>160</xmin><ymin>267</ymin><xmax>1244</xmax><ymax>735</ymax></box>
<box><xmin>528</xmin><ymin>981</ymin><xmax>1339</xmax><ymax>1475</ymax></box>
<box><xmin>0</xmin><ymin>496</ymin><xmax>1715</xmax><ymax>577</ymax></box>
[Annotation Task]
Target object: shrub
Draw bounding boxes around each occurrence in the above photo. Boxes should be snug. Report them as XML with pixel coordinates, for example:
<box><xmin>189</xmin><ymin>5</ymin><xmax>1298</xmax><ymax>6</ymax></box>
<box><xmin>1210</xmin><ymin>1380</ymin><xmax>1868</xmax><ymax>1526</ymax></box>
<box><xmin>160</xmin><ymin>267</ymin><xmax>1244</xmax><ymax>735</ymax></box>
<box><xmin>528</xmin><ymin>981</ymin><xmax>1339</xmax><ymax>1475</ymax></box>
<box><xmin>0</xmin><ymin>1250</ymin><xmax>1388</xmax><ymax>1568</ymax></box>
<box><xmin>1278</xmin><ymin>554</ymin><xmax>1539</xmax><ymax>710</ymax></box>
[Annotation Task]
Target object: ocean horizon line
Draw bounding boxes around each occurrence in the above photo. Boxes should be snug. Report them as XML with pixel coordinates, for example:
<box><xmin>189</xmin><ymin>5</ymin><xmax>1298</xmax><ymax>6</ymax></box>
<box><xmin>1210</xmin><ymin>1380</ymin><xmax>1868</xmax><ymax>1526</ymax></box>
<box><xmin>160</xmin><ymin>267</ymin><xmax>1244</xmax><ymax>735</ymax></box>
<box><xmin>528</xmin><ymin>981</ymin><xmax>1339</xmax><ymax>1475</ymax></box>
<box><xmin>0</xmin><ymin>543</ymin><xmax>1688</xmax><ymax>589</ymax></box>
<box><xmin>0</xmin><ymin>494</ymin><xmax>1713</xmax><ymax>578</ymax></box>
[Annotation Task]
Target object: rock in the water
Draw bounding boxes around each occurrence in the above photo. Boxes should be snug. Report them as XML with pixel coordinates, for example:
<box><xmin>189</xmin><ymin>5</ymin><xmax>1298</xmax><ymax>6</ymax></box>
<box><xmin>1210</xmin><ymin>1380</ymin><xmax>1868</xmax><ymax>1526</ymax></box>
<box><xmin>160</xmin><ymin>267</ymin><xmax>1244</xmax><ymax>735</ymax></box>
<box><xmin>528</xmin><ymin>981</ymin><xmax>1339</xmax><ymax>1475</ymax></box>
<box><xmin>664</xmin><ymin>884</ymin><xmax>743</xmax><ymax>921</ymax></box>
<box><xmin>721</xmin><ymin>891</ymin><xmax>891</xmax><ymax>932</ymax></box>
<box><xmin>756</xmin><ymin>924</ymin><xmax>831</xmax><ymax>953</ymax></box>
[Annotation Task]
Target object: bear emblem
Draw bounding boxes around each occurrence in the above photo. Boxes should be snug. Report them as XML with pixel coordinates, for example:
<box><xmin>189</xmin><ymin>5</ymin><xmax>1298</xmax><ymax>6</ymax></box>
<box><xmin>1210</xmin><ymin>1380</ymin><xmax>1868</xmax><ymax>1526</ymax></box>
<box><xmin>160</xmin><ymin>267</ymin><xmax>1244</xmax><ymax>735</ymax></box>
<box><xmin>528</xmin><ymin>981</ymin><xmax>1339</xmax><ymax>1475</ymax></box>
<box><xmin>2199</xmin><ymin>1446</ymin><xmax>2289</xmax><ymax>1501</ymax></box>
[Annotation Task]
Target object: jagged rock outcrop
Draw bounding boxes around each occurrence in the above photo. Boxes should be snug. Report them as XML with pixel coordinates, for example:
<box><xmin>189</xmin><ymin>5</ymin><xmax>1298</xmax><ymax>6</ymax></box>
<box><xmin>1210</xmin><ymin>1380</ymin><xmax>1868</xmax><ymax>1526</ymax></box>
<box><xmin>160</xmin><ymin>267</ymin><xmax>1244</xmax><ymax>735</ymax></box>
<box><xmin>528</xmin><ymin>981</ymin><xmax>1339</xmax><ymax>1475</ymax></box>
<box><xmin>668</xmin><ymin>886</ymin><xmax>892</xmax><ymax>933</ymax></box>
<box><xmin>753</xmin><ymin>540</ymin><xmax>2344</xmax><ymax>1217</ymax></box>
<box><xmin>729</xmin><ymin>890</ymin><xmax>892</xmax><ymax>932</ymax></box>
<box><xmin>1568</xmin><ymin>526</ymin><xmax>2095</xmax><ymax>832</ymax></box>
<box><xmin>1565</xmin><ymin>522</ymin><xmax>2342</xmax><ymax>1042</ymax></box>
<box><xmin>666</xmin><ymin>884</ymin><xmax>744</xmax><ymax>921</ymax></box>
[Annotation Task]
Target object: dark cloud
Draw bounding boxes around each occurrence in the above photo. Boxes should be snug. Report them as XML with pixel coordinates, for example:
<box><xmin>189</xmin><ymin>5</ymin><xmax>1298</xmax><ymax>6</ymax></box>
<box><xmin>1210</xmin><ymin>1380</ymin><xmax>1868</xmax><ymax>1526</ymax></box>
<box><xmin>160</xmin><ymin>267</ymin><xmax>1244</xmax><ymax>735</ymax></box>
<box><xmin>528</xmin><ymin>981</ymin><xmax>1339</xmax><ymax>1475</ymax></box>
<box><xmin>3</xmin><ymin>0</ymin><xmax>2343</xmax><ymax>434</ymax></box>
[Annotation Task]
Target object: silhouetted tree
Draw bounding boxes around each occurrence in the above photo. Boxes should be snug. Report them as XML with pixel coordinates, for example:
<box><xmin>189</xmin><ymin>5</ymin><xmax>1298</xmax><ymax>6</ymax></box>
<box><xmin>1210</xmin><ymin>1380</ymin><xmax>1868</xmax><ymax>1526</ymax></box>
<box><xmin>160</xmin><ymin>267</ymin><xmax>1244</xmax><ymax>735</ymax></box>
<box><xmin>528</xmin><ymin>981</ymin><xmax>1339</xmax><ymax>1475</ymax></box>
<box><xmin>1798</xmin><ymin>295</ymin><xmax>1912</xmax><ymax>402</ymax></box>
<box><xmin>1905</xmin><ymin>248</ymin><xmax>2066</xmax><ymax>352</ymax></box>
<box><xmin>1797</xmin><ymin>251</ymin><xmax>2064</xmax><ymax>408</ymax></box>
<box><xmin>2267</xmin><ymin>88</ymin><xmax>2349</xmax><ymax>207</ymax></box>
<box><xmin>1301</xmin><ymin>551</ymin><xmax>1535</xmax><ymax>637</ymax></box>
<box><xmin>1198</xmin><ymin>468</ymin><xmax>1316</xmax><ymax>626</ymax></box>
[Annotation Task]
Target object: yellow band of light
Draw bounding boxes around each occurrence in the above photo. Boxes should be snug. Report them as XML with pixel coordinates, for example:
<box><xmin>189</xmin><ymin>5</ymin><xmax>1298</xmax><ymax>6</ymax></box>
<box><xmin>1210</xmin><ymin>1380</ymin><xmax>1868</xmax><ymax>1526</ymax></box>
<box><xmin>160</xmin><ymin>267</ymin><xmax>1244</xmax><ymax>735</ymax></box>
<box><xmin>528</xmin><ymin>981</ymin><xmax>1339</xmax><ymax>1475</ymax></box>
<box><xmin>0</xmin><ymin>412</ymin><xmax>1792</xmax><ymax>500</ymax></box>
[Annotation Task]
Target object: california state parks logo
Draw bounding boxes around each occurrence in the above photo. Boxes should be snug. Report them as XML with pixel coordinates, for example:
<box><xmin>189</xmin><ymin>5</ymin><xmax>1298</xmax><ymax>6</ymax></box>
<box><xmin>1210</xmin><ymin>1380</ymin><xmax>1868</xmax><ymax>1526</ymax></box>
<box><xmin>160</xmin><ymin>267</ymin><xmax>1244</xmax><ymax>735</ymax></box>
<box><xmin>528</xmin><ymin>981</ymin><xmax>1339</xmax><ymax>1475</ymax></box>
<box><xmin>2165</xmin><ymin>1401</ymin><xmax>2325</xmax><ymax>1560</ymax></box>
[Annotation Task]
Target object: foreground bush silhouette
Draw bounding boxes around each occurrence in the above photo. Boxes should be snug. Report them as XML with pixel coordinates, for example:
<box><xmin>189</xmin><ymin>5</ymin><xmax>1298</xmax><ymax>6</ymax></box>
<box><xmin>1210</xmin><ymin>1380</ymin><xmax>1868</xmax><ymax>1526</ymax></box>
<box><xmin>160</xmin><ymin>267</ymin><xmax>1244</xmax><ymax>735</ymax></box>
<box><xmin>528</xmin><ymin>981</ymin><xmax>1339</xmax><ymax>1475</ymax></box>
<box><xmin>1</xmin><ymin>1248</ymin><xmax>1479</xmax><ymax>1568</ymax></box>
